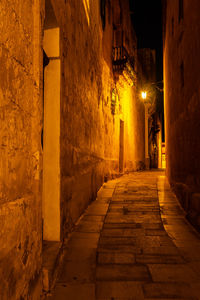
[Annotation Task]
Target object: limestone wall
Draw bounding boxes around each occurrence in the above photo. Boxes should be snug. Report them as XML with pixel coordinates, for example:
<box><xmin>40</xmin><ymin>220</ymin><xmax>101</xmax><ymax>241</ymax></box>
<box><xmin>163</xmin><ymin>0</ymin><xmax>200</xmax><ymax>227</ymax></box>
<box><xmin>50</xmin><ymin>0</ymin><xmax>145</xmax><ymax>237</ymax></box>
<box><xmin>0</xmin><ymin>0</ymin><xmax>43</xmax><ymax>299</ymax></box>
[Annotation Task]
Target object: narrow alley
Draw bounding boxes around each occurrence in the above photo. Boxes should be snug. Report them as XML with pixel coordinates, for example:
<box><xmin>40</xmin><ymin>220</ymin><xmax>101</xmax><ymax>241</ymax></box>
<box><xmin>1</xmin><ymin>0</ymin><xmax>200</xmax><ymax>299</ymax></box>
<box><xmin>46</xmin><ymin>171</ymin><xmax>200</xmax><ymax>299</ymax></box>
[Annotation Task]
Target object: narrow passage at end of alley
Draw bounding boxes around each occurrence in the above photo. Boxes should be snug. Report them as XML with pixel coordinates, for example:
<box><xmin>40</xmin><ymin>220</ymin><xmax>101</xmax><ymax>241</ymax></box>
<box><xmin>46</xmin><ymin>170</ymin><xmax>200</xmax><ymax>300</ymax></box>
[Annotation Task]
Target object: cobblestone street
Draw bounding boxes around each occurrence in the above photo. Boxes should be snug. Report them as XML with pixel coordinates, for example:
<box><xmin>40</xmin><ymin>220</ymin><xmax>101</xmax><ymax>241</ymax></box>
<box><xmin>47</xmin><ymin>171</ymin><xmax>200</xmax><ymax>299</ymax></box>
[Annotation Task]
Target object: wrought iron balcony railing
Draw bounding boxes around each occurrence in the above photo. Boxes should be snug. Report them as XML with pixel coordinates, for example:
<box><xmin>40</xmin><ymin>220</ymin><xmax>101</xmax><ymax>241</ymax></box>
<box><xmin>112</xmin><ymin>46</ymin><xmax>136</xmax><ymax>86</ymax></box>
<box><xmin>112</xmin><ymin>46</ymin><xmax>135</xmax><ymax>72</ymax></box>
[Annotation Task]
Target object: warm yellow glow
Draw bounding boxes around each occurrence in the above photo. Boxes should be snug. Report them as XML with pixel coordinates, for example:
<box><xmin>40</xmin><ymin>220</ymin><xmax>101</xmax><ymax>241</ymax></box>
<box><xmin>141</xmin><ymin>91</ymin><xmax>147</xmax><ymax>99</ymax></box>
<box><xmin>83</xmin><ymin>0</ymin><xmax>90</xmax><ymax>25</ymax></box>
<box><xmin>119</xmin><ymin>86</ymin><xmax>136</xmax><ymax>165</ymax></box>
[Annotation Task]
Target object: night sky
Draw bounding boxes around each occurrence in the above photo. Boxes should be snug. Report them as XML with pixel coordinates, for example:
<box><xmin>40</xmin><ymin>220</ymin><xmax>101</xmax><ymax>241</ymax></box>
<box><xmin>130</xmin><ymin>0</ymin><xmax>163</xmax><ymax>81</ymax></box>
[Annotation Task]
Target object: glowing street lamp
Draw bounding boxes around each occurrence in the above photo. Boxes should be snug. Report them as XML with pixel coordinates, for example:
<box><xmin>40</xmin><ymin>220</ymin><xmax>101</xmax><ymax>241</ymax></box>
<box><xmin>141</xmin><ymin>91</ymin><xmax>147</xmax><ymax>100</ymax></box>
<box><xmin>141</xmin><ymin>90</ymin><xmax>150</xmax><ymax>169</ymax></box>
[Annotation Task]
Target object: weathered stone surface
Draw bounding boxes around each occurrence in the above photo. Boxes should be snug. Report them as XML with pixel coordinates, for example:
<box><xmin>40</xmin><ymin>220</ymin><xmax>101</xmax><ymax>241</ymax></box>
<box><xmin>57</xmin><ymin>0</ymin><xmax>145</xmax><ymax>239</ymax></box>
<box><xmin>148</xmin><ymin>264</ymin><xmax>198</xmax><ymax>283</ymax></box>
<box><xmin>48</xmin><ymin>284</ymin><xmax>95</xmax><ymax>300</ymax></box>
<box><xmin>142</xmin><ymin>283</ymin><xmax>196</xmax><ymax>299</ymax></box>
<box><xmin>0</xmin><ymin>0</ymin><xmax>43</xmax><ymax>297</ymax></box>
<box><xmin>163</xmin><ymin>0</ymin><xmax>200</xmax><ymax>230</ymax></box>
<box><xmin>57</xmin><ymin>260</ymin><xmax>96</xmax><ymax>284</ymax></box>
<box><xmin>66</xmin><ymin>233</ymin><xmax>100</xmax><ymax>249</ymax></box>
<box><xmin>98</xmin><ymin>244</ymin><xmax>141</xmax><ymax>253</ymax></box>
<box><xmin>136</xmin><ymin>254</ymin><xmax>185</xmax><ymax>264</ymax></box>
<box><xmin>101</xmin><ymin>228</ymin><xmax>144</xmax><ymax>237</ymax></box>
<box><xmin>103</xmin><ymin>222</ymin><xmax>142</xmax><ymax>229</ymax></box>
<box><xmin>96</xmin><ymin>281</ymin><xmax>144</xmax><ymax>299</ymax></box>
<box><xmin>98</xmin><ymin>252</ymin><xmax>135</xmax><ymax>264</ymax></box>
<box><xmin>99</xmin><ymin>236</ymin><xmax>136</xmax><ymax>246</ymax></box>
<box><xmin>74</xmin><ymin>221</ymin><xmax>104</xmax><ymax>233</ymax></box>
<box><xmin>96</xmin><ymin>264</ymin><xmax>151</xmax><ymax>281</ymax></box>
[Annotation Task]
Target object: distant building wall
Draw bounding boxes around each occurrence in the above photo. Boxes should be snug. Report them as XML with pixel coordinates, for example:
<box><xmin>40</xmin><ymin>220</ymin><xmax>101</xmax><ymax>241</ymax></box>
<box><xmin>138</xmin><ymin>49</ymin><xmax>156</xmax><ymax>84</ymax></box>
<box><xmin>163</xmin><ymin>0</ymin><xmax>200</xmax><ymax>227</ymax></box>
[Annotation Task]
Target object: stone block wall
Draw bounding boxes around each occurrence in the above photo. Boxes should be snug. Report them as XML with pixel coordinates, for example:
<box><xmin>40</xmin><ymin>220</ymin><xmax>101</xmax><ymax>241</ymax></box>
<box><xmin>0</xmin><ymin>0</ymin><xmax>43</xmax><ymax>299</ymax></box>
<box><xmin>163</xmin><ymin>0</ymin><xmax>200</xmax><ymax>228</ymax></box>
<box><xmin>50</xmin><ymin>0</ymin><xmax>145</xmax><ymax>237</ymax></box>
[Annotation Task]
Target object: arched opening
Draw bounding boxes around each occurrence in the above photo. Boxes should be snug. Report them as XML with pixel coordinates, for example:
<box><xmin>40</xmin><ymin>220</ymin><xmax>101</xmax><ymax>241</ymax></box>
<box><xmin>42</xmin><ymin>0</ymin><xmax>61</xmax><ymax>241</ymax></box>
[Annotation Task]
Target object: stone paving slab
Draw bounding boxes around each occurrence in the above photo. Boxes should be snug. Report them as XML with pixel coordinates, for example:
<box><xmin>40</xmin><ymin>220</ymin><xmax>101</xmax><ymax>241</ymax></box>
<box><xmin>66</xmin><ymin>234</ymin><xmax>99</xmax><ymax>248</ymax></box>
<box><xmin>101</xmin><ymin>228</ymin><xmax>144</xmax><ymax>237</ymax></box>
<box><xmin>63</xmin><ymin>247</ymin><xmax>97</xmax><ymax>263</ymax></box>
<box><xmin>142</xmin><ymin>246</ymin><xmax>180</xmax><ymax>255</ymax></box>
<box><xmin>142</xmin><ymin>282</ymin><xmax>197</xmax><ymax>299</ymax></box>
<box><xmin>96</xmin><ymin>264</ymin><xmax>151</xmax><ymax>281</ymax></box>
<box><xmin>98</xmin><ymin>244</ymin><xmax>141</xmax><ymax>253</ymax></box>
<box><xmin>135</xmin><ymin>254</ymin><xmax>185</xmax><ymax>264</ymax></box>
<box><xmin>104</xmin><ymin>214</ymin><xmax>162</xmax><ymax>224</ymax></box>
<box><xmin>108</xmin><ymin>207</ymin><xmax>160</xmax><ymax>213</ymax></box>
<box><xmin>82</xmin><ymin>215</ymin><xmax>105</xmax><ymax>221</ymax></box>
<box><xmin>97</xmin><ymin>252</ymin><xmax>135</xmax><ymax>264</ymax></box>
<box><xmin>103</xmin><ymin>222</ymin><xmax>142</xmax><ymax>229</ymax></box>
<box><xmin>111</xmin><ymin>198</ymin><xmax>159</xmax><ymax>203</ymax></box>
<box><xmin>141</xmin><ymin>223</ymin><xmax>164</xmax><ymax>230</ymax></box>
<box><xmin>136</xmin><ymin>235</ymin><xmax>175</xmax><ymax>247</ymax></box>
<box><xmin>48</xmin><ymin>283</ymin><xmax>95</xmax><ymax>300</ymax></box>
<box><xmin>112</xmin><ymin>196</ymin><xmax>158</xmax><ymax>201</ymax></box>
<box><xmin>84</xmin><ymin>208</ymin><xmax>109</xmax><ymax>216</ymax></box>
<box><xmin>99</xmin><ymin>237</ymin><xmax>136</xmax><ymax>246</ymax></box>
<box><xmin>57</xmin><ymin>260</ymin><xmax>96</xmax><ymax>284</ymax></box>
<box><xmin>96</xmin><ymin>281</ymin><xmax>144</xmax><ymax>299</ymax></box>
<box><xmin>148</xmin><ymin>263</ymin><xmax>198</xmax><ymax>282</ymax></box>
<box><xmin>74</xmin><ymin>221</ymin><xmax>103</xmax><ymax>233</ymax></box>
<box><xmin>145</xmin><ymin>229</ymin><xmax>168</xmax><ymax>236</ymax></box>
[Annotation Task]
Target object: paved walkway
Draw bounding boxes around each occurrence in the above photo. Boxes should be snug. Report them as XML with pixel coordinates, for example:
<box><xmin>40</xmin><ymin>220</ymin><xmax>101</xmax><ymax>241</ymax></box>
<box><xmin>47</xmin><ymin>171</ymin><xmax>200</xmax><ymax>299</ymax></box>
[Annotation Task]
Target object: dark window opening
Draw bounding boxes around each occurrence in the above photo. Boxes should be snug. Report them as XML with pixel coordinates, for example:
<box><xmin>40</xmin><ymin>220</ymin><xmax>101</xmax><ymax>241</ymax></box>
<box><xmin>179</xmin><ymin>0</ymin><xmax>184</xmax><ymax>22</ymax></box>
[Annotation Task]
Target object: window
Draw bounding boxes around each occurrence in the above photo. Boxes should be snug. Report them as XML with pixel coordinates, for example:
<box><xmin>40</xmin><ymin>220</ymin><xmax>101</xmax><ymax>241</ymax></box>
<box><xmin>179</xmin><ymin>0</ymin><xmax>184</xmax><ymax>22</ymax></box>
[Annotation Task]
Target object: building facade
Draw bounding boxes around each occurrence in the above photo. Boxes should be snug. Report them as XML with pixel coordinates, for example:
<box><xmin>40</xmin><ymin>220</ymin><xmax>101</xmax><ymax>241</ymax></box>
<box><xmin>138</xmin><ymin>48</ymin><xmax>164</xmax><ymax>170</ymax></box>
<box><xmin>0</xmin><ymin>0</ymin><xmax>145</xmax><ymax>298</ymax></box>
<box><xmin>163</xmin><ymin>0</ymin><xmax>200</xmax><ymax>227</ymax></box>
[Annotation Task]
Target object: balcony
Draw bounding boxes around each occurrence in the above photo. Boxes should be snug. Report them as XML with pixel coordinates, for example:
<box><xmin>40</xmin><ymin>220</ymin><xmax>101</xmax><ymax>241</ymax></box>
<box><xmin>112</xmin><ymin>46</ymin><xmax>136</xmax><ymax>86</ymax></box>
